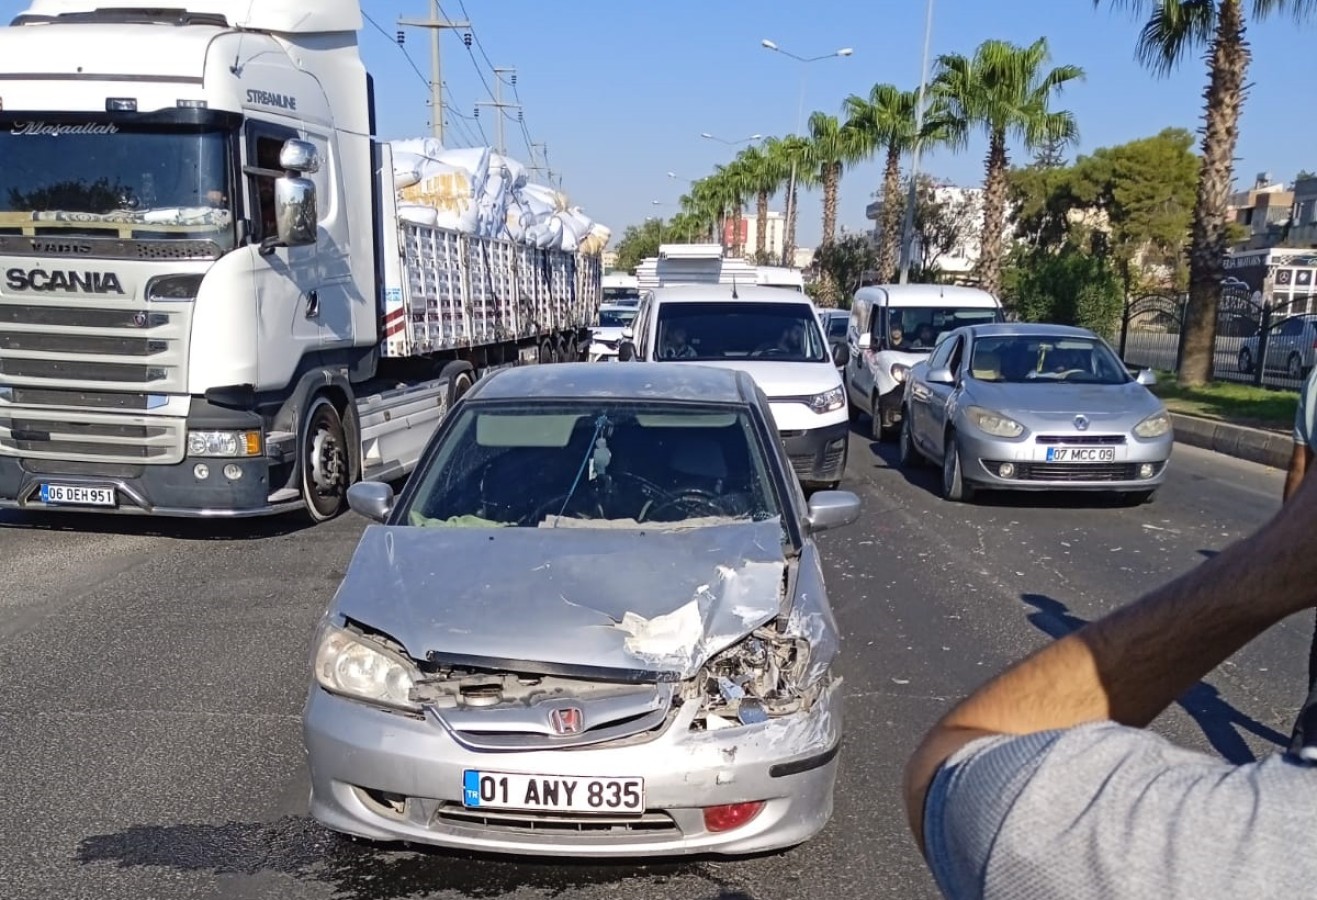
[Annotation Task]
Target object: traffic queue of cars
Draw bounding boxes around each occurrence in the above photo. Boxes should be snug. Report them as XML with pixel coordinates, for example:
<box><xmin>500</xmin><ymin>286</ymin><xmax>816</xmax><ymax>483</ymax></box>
<box><xmin>300</xmin><ymin>277</ymin><xmax>1174</xmax><ymax>861</ymax></box>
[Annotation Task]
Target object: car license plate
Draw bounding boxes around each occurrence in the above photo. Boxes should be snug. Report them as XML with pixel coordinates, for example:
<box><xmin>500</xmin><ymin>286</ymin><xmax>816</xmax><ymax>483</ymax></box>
<box><xmin>39</xmin><ymin>484</ymin><xmax>117</xmax><ymax>507</ymax></box>
<box><xmin>462</xmin><ymin>770</ymin><xmax>645</xmax><ymax>814</ymax></box>
<box><xmin>1045</xmin><ymin>447</ymin><xmax>1116</xmax><ymax>463</ymax></box>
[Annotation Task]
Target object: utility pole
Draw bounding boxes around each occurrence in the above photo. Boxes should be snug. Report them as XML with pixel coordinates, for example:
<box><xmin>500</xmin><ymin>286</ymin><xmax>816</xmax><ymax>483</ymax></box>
<box><xmin>476</xmin><ymin>66</ymin><xmax>520</xmax><ymax>156</ymax></box>
<box><xmin>398</xmin><ymin>1</ymin><xmax>469</xmax><ymax>143</ymax></box>
<box><xmin>897</xmin><ymin>0</ymin><xmax>935</xmax><ymax>284</ymax></box>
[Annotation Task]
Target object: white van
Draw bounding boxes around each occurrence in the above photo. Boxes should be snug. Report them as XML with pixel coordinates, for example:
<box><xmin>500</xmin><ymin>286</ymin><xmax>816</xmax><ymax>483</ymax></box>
<box><xmin>845</xmin><ymin>284</ymin><xmax>1004</xmax><ymax>439</ymax></box>
<box><xmin>620</xmin><ymin>283</ymin><xmax>850</xmax><ymax>489</ymax></box>
<box><xmin>755</xmin><ymin>266</ymin><xmax>806</xmax><ymax>292</ymax></box>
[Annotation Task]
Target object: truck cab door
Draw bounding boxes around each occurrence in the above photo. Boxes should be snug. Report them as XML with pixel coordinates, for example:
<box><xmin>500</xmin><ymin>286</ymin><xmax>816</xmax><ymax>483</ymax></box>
<box><xmin>246</xmin><ymin>123</ymin><xmax>321</xmax><ymax>373</ymax></box>
<box><xmin>297</xmin><ymin>128</ymin><xmax>355</xmax><ymax>349</ymax></box>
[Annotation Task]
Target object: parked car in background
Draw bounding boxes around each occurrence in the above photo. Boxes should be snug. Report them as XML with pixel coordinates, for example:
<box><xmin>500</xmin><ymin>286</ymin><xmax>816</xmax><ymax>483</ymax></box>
<box><xmin>845</xmin><ymin>284</ymin><xmax>1004</xmax><ymax>441</ymax></box>
<box><xmin>899</xmin><ymin>323</ymin><xmax>1172</xmax><ymax>504</ymax></box>
<box><xmin>1237</xmin><ymin>313</ymin><xmax>1317</xmax><ymax>379</ymax></box>
<box><xmin>619</xmin><ymin>284</ymin><xmax>850</xmax><ymax>490</ymax></box>
<box><xmin>586</xmin><ymin>304</ymin><xmax>640</xmax><ymax>362</ymax></box>
<box><xmin>302</xmin><ymin>362</ymin><xmax>861</xmax><ymax>858</ymax></box>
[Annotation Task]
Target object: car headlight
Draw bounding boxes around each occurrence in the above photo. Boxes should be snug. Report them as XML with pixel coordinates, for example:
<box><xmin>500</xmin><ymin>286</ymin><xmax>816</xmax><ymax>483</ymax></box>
<box><xmin>693</xmin><ymin>629</ymin><xmax>815</xmax><ymax>730</ymax></box>
<box><xmin>313</xmin><ymin>623</ymin><xmax>420</xmax><ymax>711</ymax></box>
<box><xmin>807</xmin><ymin>386</ymin><xmax>846</xmax><ymax>414</ymax></box>
<box><xmin>1134</xmin><ymin>409</ymin><xmax>1172</xmax><ymax>439</ymax></box>
<box><xmin>890</xmin><ymin>363</ymin><xmax>910</xmax><ymax>384</ymax></box>
<box><xmin>965</xmin><ymin>405</ymin><xmax>1025</xmax><ymax>438</ymax></box>
<box><xmin>187</xmin><ymin>429</ymin><xmax>262</xmax><ymax>457</ymax></box>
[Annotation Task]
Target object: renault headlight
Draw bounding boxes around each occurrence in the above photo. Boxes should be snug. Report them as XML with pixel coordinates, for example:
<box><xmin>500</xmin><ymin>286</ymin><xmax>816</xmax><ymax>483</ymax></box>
<box><xmin>890</xmin><ymin>363</ymin><xmax>910</xmax><ymax>384</ymax></box>
<box><xmin>1134</xmin><ymin>409</ymin><xmax>1172</xmax><ymax>439</ymax></box>
<box><xmin>808</xmin><ymin>386</ymin><xmax>846</xmax><ymax>414</ymax></box>
<box><xmin>313</xmin><ymin>623</ymin><xmax>420</xmax><ymax>711</ymax></box>
<box><xmin>965</xmin><ymin>405</ymin><xmax>1025</xmax><ymax>439</ymax></box>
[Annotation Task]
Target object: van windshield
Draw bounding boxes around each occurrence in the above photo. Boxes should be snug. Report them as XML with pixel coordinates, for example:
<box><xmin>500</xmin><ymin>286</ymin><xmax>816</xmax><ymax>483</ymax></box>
<box><xmin>656</xmin><ymin>301</ymin><xmax>828</xmax><ymax>363</ymax></box>
<box><xmin>887</xmin><ymin>306</ymin><xmax>1002</xmax><ymax>351</ymax></box>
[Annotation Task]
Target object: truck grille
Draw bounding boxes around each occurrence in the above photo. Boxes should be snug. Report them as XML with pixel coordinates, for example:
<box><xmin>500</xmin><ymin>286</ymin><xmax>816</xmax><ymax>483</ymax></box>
<box><xmin>0</xmin><ymin>408</ymin><xmax>184</xmax><ymax>464</ymax></box>
<box><xmin>0</xmin><ymin>300</ymin><xmax>188</xmax><ymax>393</ymax></box>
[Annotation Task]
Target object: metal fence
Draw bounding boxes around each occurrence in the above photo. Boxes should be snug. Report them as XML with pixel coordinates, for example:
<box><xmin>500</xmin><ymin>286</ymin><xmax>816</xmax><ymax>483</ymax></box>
<box><xmin>1118</xmin><ymin>286</ymin><xmax>1314</xmax><ymax>392</ymax></box>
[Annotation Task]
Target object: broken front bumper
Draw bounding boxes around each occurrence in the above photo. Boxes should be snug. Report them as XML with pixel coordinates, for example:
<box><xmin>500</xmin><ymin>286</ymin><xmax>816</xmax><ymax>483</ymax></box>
<box><xmin>302</xmin><ymin>676</ymin><xmax>843</xmax><ymax>858</ymax></box>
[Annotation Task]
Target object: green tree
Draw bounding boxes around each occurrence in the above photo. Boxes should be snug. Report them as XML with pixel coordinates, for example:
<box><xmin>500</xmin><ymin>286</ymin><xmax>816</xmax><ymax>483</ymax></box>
<box><xmin>612</xmin><ymin>219</ymin><xmax>664</xmax><ymax>273</ymax></box>
<box><xmin>804</xmin><ymin>112</ymin><xmax>869</xmax><ymax>304</ymax></box>
<box><xmin>1012</xmin><ymin>245</ymin><xmax>1125</xmax><ymax>338</ymax></box>
<box><xmin>735</xmin><ymin>144</ymin><xmax>786</xmax><ymax>263</ymax></box>
<box><xmin>764</xmin><ymin>134</ymin><xmax>815</xmax><ymax>267</ymax></box>
<box><xmin>885</xmin><ymin>175</ymin><xmax>983</xmax><ymax>282</ymax></box>
<box><xmin>932</xmin><ymin>37</ymin><xmax>1084</xmax><ymax>297</ymax></box>
<box><xmin>1096</xmin><ymin>0</ymin><xmax>1317</xmax><ymax>387</ymax></box>
<box><xmin>843</xmin><ymin>84</ymin><xmax>922</xmax><ymax>282</ymax></box>
<box><xmin>813</xmin><ymin>234</ymin><xmax>878</xmax><ymax>305</ymax></box>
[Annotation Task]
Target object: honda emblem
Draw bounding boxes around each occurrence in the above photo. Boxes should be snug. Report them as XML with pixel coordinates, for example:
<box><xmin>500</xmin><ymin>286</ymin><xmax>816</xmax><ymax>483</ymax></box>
<box><xmin>549</xmin><ymin>706</ymin><xmax>584</xmax><ymax>735</ymax></box>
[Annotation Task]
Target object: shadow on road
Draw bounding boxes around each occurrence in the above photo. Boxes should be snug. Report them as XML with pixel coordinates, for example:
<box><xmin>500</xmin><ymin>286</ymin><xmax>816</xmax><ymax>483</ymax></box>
<box><xmin>1020</xmin><ymin>592</ymin><xmax>1289</xmax><ymax>763</ymax></box>
<box><xmin>859</xmin><ymin>431</ymin><xmax>1150</xmax><ymax>511</ymax></box>
<box><xmin>0</xmin><ymin>508</ymin><xmax>316</xmax><ymax>542</ymax></box>
<box><xmin>75</xmin><ymin>815</ymin><xmax>765</xmax><ymax>900</ymax></box>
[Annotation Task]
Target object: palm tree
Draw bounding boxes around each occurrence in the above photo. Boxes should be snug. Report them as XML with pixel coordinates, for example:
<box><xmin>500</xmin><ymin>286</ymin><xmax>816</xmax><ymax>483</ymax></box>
<box><xmin>765</xmin><ymin>135</ymin><xmax>814</xmax><ymax>267</ymax></box>
<box><xmin>803</xmin><ymin>113</ymin><xmax>869</xmax><ymax>305</ymax></box>
<box><xmin>843</xmin><ymin>84</ymin><xmax>923</xmax><ymax>282</ymax></box>
<box><xmin>1096</xmin><ymin>0</ymin><xmax>1307</xmax><ymax>385</ymax></box>
<box><xmin>736</xmin><ymin>144</ymin><xmax>787</xmax><ymax>264</ymax></box>
<box><xmin>932</xmin><ymin>37</ymin><xmax>1083</xmax><ymax>297</ymax></box>
<box><xmin>714</xmin><ymin>161</ymin><xmax>753</xmax><ymax>258</ymax></box>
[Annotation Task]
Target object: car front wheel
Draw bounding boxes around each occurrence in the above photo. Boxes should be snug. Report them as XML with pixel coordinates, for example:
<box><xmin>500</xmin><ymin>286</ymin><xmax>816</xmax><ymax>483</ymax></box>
<box><xmin>941</xmin><ymin>433</ymin><xmax>975</xmax><ymax>502</ymax></box>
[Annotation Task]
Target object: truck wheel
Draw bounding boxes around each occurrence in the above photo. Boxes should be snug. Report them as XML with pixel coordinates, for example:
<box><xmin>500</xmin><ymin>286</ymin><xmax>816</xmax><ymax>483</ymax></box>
<box><xmin>301</xmin><ymin>396</ymin><xmax>349</xmax><ymax>523</ymax></box>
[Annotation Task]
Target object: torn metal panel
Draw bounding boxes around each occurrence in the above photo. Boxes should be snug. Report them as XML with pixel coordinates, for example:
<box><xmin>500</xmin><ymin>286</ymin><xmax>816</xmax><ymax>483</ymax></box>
<box><xmin>785</xmin><ymin>542</ymin><xmax>841</xmax><ymax>688</ymax></box>
<box><xmin>330</xmin><ymin>518</ymin><xmax>786</xmax><ymax>680</ymax></box>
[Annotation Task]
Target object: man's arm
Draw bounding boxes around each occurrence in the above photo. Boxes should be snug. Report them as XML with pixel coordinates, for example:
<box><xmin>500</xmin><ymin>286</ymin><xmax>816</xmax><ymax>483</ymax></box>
<box><xmin>904</xmin><ymin>471</ymin><xmax>1317</xmax><ymax>853</ymax></box>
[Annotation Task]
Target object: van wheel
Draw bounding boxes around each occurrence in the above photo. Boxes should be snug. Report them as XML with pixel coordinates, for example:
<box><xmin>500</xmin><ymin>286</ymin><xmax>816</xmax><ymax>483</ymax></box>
<box><xmin>301</xmin><ymin>396</ymin><xmax>349</xmax><ymax>523</ymax></box>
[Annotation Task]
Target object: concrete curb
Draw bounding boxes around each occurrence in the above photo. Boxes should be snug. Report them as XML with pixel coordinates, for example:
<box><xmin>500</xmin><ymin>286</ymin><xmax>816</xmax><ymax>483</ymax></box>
<box><xmin>1171</xmin><ymin>413</ymin><xmax>1292</xmax><ymax>470</ymax></box>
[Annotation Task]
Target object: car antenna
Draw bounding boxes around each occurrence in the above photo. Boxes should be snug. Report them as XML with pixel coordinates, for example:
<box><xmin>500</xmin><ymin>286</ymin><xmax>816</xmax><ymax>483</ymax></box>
<box><xmin>731</xmin><ymin>276</ymin><xmax>739</xmax><ymax>299</ymax></box>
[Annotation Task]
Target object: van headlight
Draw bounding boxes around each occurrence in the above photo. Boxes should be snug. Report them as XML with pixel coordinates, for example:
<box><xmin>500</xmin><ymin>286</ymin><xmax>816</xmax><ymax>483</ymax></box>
<box><xmin>808</xmin><ymin>386</ymin><xmax>845</xmax><ymax>414</ymax></box>
<box><xmin>1134</xmin><ymin>410</ymin><xmax>1171</xmax><ymax>439</ymax></box>
<box><xmin>313</xmin><ymin>623</ymin><xmax>420</xmax><ymax>712</ymax></box>
<box><xmin>890</xmin><ymin>363</ymin><xmax>910</xmax><ymax>384</ymax></box>
<box><xmin>965</xmin><ymin>405</ymin><xmax>1025</xmax><ymax>438</ymax></box>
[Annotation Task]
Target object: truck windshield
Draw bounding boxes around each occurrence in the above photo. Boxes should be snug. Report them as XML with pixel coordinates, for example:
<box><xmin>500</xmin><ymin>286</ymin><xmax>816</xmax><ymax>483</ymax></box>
<box><xmin>0</xmin><ymin>123</ymin><xmax>235</xmax><ymax>250</ymax></box>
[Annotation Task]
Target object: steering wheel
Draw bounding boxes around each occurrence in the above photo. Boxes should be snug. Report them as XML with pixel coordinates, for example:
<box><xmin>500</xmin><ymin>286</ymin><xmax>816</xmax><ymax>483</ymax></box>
<box><xmin>752</xmin><ymin>346</ymin><xmax>788</xmax><ymax>358</ymax></box>
<box><xmin>523</xmin><ymin>493</ymin><xmax>604</xmax><ymax>525</ymax></box>
<box><xmin>638</xmin><ymin>488</ymin><xmax>725</xmax><ymax>523</ymax></box>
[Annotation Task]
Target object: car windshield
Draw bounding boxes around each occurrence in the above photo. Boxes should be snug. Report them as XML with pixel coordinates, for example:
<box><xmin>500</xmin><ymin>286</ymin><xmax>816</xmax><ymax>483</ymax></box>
<box><xmin>0</xmin><ymin>122</ymin><xmax>236</xmax><ymax>250</ymax></box>
<box><xmin>969</xmin><ymin>334</ymin><xmax>1131</xmax><ymax>385</ymax></box>
<box><xmin>656</xmin><ymin>301</ymin><xmax>828</xmax><ymax>363</ymax></box>
<box><xmin>597</xmin><ymin>308</ymin><xmax>637</xmax><ymax>328</ymax></box>
<box><xmin>399</xmin><ymin>400</ymin><xmax>784</xmax><ymax>531</ymax></box>
<box><xmin>825</xmin><ymin>315</ymin><xmax>848</xmax><ymax>339</ymax></box>
<box><xmin>890</xmin><ymin>306</ymin><xmax>1002</xmax><ymax>350</ymax></box>
<box><xmin>603</xmin><ymin>287</ymin><xmax>640</xmax><ymax>304</ymax></box>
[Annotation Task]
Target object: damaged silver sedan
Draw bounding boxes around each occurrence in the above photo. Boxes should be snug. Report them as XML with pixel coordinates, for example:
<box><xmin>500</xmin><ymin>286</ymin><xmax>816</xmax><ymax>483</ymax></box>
<box><xmin>302</xmin><ymin>362</ymin><xmax>861</xmax><ymax>857</ymax></box>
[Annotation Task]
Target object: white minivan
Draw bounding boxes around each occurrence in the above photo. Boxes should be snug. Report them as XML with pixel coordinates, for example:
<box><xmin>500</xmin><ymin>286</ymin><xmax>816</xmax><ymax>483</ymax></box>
<box><xmin>845</xmin><ymin>284</ymin><xmax>1004</xmax><ymax>439</ymax></box>
<box><xmin>619</xmin><ymin>284</ymin><xmax>850</xmax><ymax>489</ymax></box>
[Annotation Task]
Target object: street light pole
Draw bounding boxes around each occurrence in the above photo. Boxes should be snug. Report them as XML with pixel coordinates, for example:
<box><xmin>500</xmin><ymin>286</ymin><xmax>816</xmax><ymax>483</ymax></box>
<box><xmin>761</xmin><ymin>39</ymin><xmax>853</xmax><ymax>269</ymax></box>
<box><xmin>897</xmin><ymin>0</ymin><xmax>935</xmax><ymax>285</ymax></box>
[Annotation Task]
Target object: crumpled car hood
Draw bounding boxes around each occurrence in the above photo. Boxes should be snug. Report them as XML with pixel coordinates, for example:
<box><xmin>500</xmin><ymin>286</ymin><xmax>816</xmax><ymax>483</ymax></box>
<box><xmin>329</xmin><ymin>518</ymin><xmax>788</xmax><ymax>680</ymax></box>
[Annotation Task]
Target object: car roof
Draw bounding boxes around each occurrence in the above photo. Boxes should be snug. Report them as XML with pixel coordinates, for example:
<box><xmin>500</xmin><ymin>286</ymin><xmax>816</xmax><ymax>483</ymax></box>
<box><xmin>961</xmin><ymin>322</ymin><xmax>1099</xmax><ymax>339</ymax></box>
<box><xmin>649</xmin><ymin>284</ymin><xmax>815</xmax><ymax>305</ymax></box>
<box><xmin>467</xmin><ymin>362</ymin><xmax>757</xmax><ymax>404</ymax></box>
<box><xmin>853</xmin><ymin>284</ymin><xmax>1000</xmax><ymax>307</ymax></box>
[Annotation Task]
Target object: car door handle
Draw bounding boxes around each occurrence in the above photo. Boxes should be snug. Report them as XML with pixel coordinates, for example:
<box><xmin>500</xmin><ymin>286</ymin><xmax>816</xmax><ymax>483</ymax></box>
<box><xmin>305</xmin><ymin>290</ymin><xmax>320</xmax><ymax>319</ymax></box>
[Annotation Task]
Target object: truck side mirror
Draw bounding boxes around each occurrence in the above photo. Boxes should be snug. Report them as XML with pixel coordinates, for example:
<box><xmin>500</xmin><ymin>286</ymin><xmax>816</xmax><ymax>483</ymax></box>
<box><xmin>261</xmin><ymin>139</ymin><xmax>320</xmax><ymax>255</ymax></box>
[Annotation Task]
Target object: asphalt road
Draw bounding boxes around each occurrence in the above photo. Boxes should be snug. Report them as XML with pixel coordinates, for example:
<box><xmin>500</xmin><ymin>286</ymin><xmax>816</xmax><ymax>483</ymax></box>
<box><xmin>0</xmin><ymin>430</ymin><xmax>1296</xmax><ymax>900</ymax></box>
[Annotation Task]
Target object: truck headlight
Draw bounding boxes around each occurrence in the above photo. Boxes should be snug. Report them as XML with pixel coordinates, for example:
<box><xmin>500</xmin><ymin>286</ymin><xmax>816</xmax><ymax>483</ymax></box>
<box><xmin>187</xmin><ymin>429</ymin><xmax>262</xmax><ymax>457</ymax></box>
<box><xmin>145</xmin><ymin>273</ymin><xmax>204</xmax><ymax>302</ymax></box>
<box><xmin>965</xmin><ymin>405</ymin><xmax>1025</xmax><ymax>438</ymax></box>
<box><xmin>1134</xmin><ymin>410</ymin><xmax>1171</xmax><ymax>439</ymax></box>
<box><xmin>313</xmin><ymin>623</ymin><xmax>420</xmax><ymax>712</ymax></box>
<box><xmin>807</xmin><ymin>386</ymin><xmax>845</xmax><ymax>414</ymax></box>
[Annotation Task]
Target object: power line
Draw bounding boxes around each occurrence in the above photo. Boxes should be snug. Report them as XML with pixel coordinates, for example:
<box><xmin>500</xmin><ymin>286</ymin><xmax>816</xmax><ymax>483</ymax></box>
<box><xmin>455</xmin><ymin>0</ymin><xmax>499</xmax><ymax>73</ymax></box>
<box><xmin>364</xmin><ymin>8</ymin><xmax>478</xmax><ymax>146</ymax></box>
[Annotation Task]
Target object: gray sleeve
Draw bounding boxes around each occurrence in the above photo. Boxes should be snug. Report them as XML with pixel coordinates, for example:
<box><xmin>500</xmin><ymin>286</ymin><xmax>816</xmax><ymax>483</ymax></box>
<box><xmin>1296</xmin><ymin>371</ymin><xmax>1314</xmax><ymax>445</ymax></box>
<box><xmin>923</xmin><ymin>722</ymin><xmax>1316</xmax><ymax>899</ymax></box>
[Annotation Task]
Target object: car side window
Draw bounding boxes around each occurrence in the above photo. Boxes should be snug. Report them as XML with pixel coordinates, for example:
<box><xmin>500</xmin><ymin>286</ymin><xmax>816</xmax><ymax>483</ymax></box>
<box><xmin>1281</xmin><ymin>317</ymin><xmax>1304</xmax><ymax>336</ymax></box>
<box><xmin>928</xmin><ymin>334</ymin><xmax>955</xmax><ymax>370</ymax></box>
<box><xmin>633</xmin><ymin>299</ymin><xmax>652</xmax><ymax>358</ymax></box>
<box><xmin>947</xmin><ymin>337</ymin><xmax>965</xmax><ymax>375</ymax></box>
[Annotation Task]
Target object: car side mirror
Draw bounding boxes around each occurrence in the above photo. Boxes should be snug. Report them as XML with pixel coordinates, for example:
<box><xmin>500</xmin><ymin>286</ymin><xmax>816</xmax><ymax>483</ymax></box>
<box><xmin>347</xmin><ymin>481</ymin><xmax>394</xmax><ymax>523</ymax></box>
<box><xmin>926</xmin><ymin>366</ymin><xmax>955</xmax><ymax>385</ymax></box>
<box><xmin>856</xmin><ymin>333</ymin><xmax>872</xmax><ymax>351</ymax></box>
<box><xmin>1136</xmin><ymin>368</ymin><xmax>1157</xmax><ymax>386</ymax></box>
<box><xmin>805</xmin><ymin>490</ymin><xmax>861</xmax><ymax>534</ymax></box>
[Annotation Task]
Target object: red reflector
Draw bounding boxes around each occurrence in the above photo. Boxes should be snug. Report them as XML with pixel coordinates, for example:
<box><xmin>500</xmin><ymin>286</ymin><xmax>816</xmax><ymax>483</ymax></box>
<box><xmin>703</xmin><ymin>801</ymin><xmax>766</xmax><ymax>833</ymax></box>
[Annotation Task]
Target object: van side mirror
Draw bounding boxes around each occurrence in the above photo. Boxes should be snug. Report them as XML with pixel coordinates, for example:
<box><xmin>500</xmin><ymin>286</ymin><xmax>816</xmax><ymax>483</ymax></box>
<box><xmin>856</xmin><ymin>333</ymin><xmax>872</xmax><ymax>351</ymax></box>
<box><xmin>831</xmin><ymin>343</ymin><xmax>848</xmax><ymax>367</ymax></box>
<box><xmin>618</xmin><ymin>341</ymin><xmax>636</xmax><ymax>362</ymax></box>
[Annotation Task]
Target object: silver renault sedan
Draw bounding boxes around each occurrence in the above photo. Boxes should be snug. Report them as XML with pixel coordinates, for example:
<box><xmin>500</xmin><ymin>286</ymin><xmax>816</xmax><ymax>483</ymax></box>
<box><xmin>302</xmin><ymin>362</ymin><xmax>860</xmax><ymax>858</ymax></box>
<box><xmin>899</xmin><ymin>323</ymin><xmax>1173</xmax><ymax>503</ymax></box>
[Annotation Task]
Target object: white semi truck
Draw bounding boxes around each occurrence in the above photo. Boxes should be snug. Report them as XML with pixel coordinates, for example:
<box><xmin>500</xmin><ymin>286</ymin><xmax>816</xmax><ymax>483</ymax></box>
<box><xmin>0</xmin><ymin>0</ymin><xmax>601</xmax><ymax>521</ymax></box>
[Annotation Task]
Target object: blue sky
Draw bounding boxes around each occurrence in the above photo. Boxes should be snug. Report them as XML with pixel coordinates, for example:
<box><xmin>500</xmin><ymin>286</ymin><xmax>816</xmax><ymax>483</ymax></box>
<box><xmin>4</xmin><ymin>1</ymin><xmax>1314</xmax><ymax>247</ymax></box>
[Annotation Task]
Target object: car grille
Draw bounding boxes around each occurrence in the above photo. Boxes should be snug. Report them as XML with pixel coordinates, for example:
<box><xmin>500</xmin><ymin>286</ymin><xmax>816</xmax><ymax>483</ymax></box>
<box><xmin>1012</xmin><ymin>462</ymin><xmax>1156</xmax><ymax>482</ymax></box>
<box><xmin>1034</xmin><ymin>435</ymin><xmax>1126</xmax><ymax>445</ymax></box>
<box><xmin>432</xmin><ymin>803</ymin><xmax>680</xmax><ymax>838</ymax></box>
